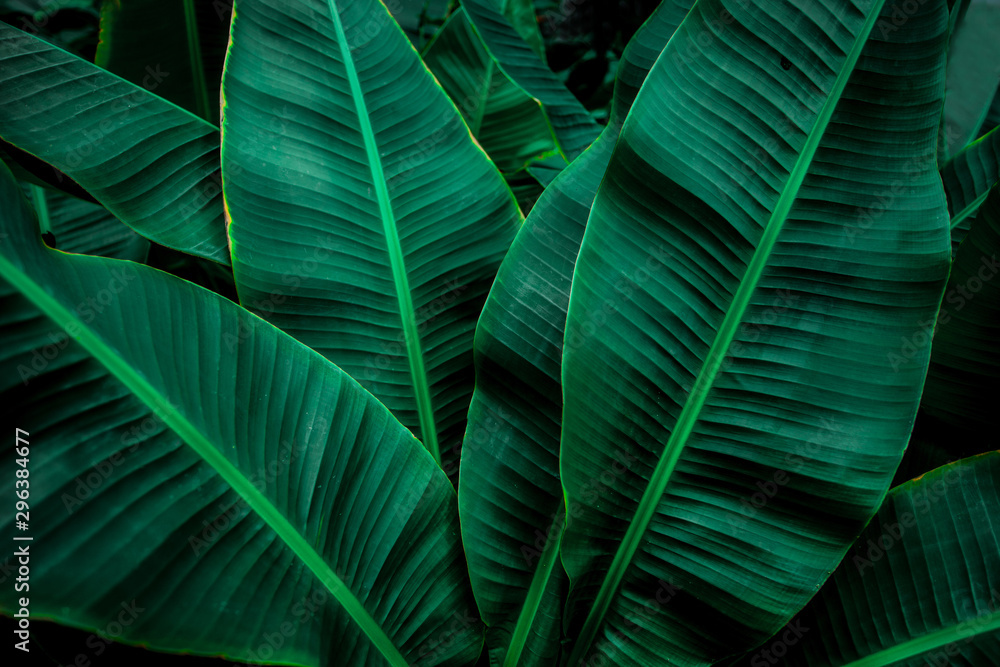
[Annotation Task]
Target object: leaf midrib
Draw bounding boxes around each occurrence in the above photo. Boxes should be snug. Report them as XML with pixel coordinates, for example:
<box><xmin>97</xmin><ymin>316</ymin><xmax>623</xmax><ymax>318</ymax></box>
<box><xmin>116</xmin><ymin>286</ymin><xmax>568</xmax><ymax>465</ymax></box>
<box><xmin>566</xmin><ymin>2</ymin><xmax>889</xmax><ymax>662</ymax></box>
<box><xmin>325</xmin><ymin>0</ymin><xmax>440</xmax><ymax>466</ymax></box>
<box><xmin>0</xmin><ymin>250</ymin><xmax>409</xmax><ymax>667</ymax></box>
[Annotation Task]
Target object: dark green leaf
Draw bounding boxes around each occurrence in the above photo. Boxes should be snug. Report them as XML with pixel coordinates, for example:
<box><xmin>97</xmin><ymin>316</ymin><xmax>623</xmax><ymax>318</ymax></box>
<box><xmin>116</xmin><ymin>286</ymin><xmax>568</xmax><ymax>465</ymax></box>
<box><xmin>0</xmin><ymin>161</ymin><xmax>481</xmax><ymax>667</ymax></box>
<box><xmin>221</xmin><ymin>0</ymin><xmax>521</xmax><ymax>474</ymax></box>
<box><xmin>559</xmin><ymin>0</ymin><xmax>952</xmax><ymax>663</ymax></box>
<box><xmin>0</xmin><ymin>23</ymin><xmax>229</xmax><ymax>264</ymax></box>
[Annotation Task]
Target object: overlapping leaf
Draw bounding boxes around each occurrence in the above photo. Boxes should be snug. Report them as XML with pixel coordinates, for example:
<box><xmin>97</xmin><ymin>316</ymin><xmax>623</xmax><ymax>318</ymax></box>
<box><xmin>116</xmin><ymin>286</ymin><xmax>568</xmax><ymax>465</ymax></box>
<box><xmin>422</xmin><ymin>8</ymin><xmax>557</xmax><ymax>173</ymax></box>
<box><xmin>24</xmin><ymin>184</ymin><xmax>149</xmax><ymax>262</ymax></box>
<box><xmin>775</xmin><ymin>453</ymin><xmax>1000</xmax><ymax>666</ymax></box>
<box><xmin>921</xmin><ymin>184</ymin><xmax>1000</xmax><ymax>433</ymax></box>
<box><xmin>459</xmin><ymin>2</ymin><xmax>694</xmax><ymax>665</ymax></box>
<box><xmin>463</xmin><ymin>0</ymin><xmax>601</xmax><ymax>161</ymax></box>
<box><xmin>939</xmin><ymin>0</ymin><xmax>1000</xmax><ymax>160</ymax></box>
<box><xmin>0</xmin><ymin>23</ymin><xmax>228</xmax><ymax>263</ymax></box>
<box><xmin>942</xmin><ymin>126</ymin><xmax>1000</xmax><ymax>251</ymax></box>
<box><xmin>221</xmin><ymin>0</ymin><xmax>522</xmax><ymax>474</ymax></box>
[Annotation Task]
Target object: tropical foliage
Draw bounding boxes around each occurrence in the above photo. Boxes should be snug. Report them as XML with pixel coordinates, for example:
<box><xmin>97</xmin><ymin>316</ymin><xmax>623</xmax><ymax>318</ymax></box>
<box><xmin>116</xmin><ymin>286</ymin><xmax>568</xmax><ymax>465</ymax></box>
<box><xmin>0</xmin><ymin>0</ymin><xmax>997</xmax><ymax>666</ymax></box>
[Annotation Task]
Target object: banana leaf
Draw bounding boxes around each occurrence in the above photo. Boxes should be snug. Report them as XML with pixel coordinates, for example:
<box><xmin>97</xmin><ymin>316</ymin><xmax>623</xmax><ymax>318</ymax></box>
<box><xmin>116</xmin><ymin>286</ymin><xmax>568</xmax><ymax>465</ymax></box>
<box><xmin>422</xmin><ymin>8</ymin><xmax>558</xmax><ymax>173</ymax></box>
<box><xmin>559</xmin><ymin>0</ymin><xmax>953</xmax><ymax>664</ymax></box>
<box><xmin>921</xmin><ymin>183</ymin><xmax>1000</xmax><ymax>434</ymax></box>
<box><xmin>768</xmin><ymin>452</ymin><xmax>999</xmax><ymax>666</ymax></box>
<box><xmin>459</xmin><ymin>2</ymin><xmax>694</xmax><ymax>665</ymax></box>
<box><xmin>23</xmin><ymin>184</ymin><xmax>149</xmax><ymax>262</ymax></box>
<box><xmin>0</xmin><ymin>160</ymin><xmax>482</xmax><ymax>667</ymax></box>
<box><xmin>942</xmin><ymin>126</ymin><xmax>1000</xmax><ymax>252</ymax></box>
<box><xmin>463</xmin><ymin>0</ymin><xmax>601</xmax><ymax>161</ymax></box>
<box><xmin>0</xmin><ymin>23</ymin><xmax>229</xmax><ymax>264</ymax></box>
<box><xmin>221</xmin><ymin>0</ymin><xmax>522</xmax><ymax>475</ymax></box>
<box><xmin>938</xmin><ymin>0</ymin><xmax>1000</xmax><ymax>161</ymax></box>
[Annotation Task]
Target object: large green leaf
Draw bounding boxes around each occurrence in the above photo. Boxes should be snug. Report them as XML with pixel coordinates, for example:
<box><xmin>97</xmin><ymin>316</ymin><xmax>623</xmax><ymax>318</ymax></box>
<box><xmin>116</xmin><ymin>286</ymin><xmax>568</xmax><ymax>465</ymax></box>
<box><xmin>458</xmin><ymin>3</ymin><xmax>694</xmax><ymax>665</ymax></box>
<box><xmin>939</xmin><ymin>0</ymin><xmax>1000</xmax><ymax>160</ymax></box>
<box><xmin>921</xmin><ymin>183</ymin><xmax>1000</xmax><ymax>433</ymax></box>
<box><xmin>942</xmin><ymin>126</ymin><xmax>1000</xmax><ymax>252</ymax></box>
<box><xmin>95</xmin><ymin>0</ymin><xmax>232</xmax><ymax>122</ymax></box>
<box><xmin>422</xmin><ymin>8</ymin><xmax>557</xmax><ymax>173</ymax></box>
<box><xmin>558</xmin><ymin>0</ymin><xmax>952</xmax><ymax>664</ymax></box>
<box><xmin>463</xmin><ymin>0</ymin><xmax>601</xmax><ymax>161</ymax></box>
<box><xmin>774</xmin><ymin>453</ymin><xmax>1000</xmax><ymax>666</ymax></box>
<box><xmin>24</xmin><ymin>184</ymin><xmax>149</xmax><ymax>262</ymax></box>
<box><xmin>0</xmin><ymin>161</ymin><xmax>481</xmax><ymax>666</ymax></box>
<box><xmin>0</xmin><ymin>23</ymin><xmax>229</xmax><ymax>264</ymax></box>
<box><xmin>221</xmin><ymin>0</ymin><xmax>522</xmax><ymax>475</ymax></box>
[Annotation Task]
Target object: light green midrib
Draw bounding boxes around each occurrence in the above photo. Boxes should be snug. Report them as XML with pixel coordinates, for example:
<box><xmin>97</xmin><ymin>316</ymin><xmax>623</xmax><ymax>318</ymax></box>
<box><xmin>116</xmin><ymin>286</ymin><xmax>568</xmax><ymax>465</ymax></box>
<box><xmin>0</xmin><ymin>251</ymin><xmax>408</xmax><ymax>667</ymax></box>
<box><xmin>567</xmin><ymin>2</ymin><xmax>888</xmax><ymax>663</ymax></box>
<box><xmin>325</xmin><ymin>0</ymin><xmax>441</xmax><ymax>466</ymax></box>
<box><xmin>840</xmin><ymin>609</ymin><xmax>1000</xmax><ymax>666</ymax></box>
<box><xmin>182</xmin><ymin>0</ymin><xmax>211</xmax><ymax>122</ymax></box>
<box><xmin>503</xmin><ymin>506</ymin><xmax>564</xmax><ymax>667</ymax></box>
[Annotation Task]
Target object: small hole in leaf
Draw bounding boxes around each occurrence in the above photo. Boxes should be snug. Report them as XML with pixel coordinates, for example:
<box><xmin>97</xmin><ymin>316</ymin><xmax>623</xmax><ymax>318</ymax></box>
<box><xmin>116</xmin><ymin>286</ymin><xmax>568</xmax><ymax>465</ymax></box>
<box><xmin>42</xmin><ymin>232</ymin><xmax>57</xmax><ymax>248</ymax></box>
<box><xmin>780</xmin><ymin>57</ymin><xmax>792</xmax><ymax>71</ymax></box>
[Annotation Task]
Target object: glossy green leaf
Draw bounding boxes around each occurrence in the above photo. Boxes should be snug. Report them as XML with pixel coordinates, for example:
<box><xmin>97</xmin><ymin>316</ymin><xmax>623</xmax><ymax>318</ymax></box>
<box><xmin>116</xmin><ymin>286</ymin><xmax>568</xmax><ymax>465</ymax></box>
<box><xmin>559</xmin><ymin>0</ymin><xmax>952</xmax><ymax>664</ymax></box>
<box><xmin>939</xmin><ymin>0</ymin><xmax>1000</xmax><ymax>160</ymax></box>
<box><xmin>24</xmin><ymin>184</ymin><xmax>149</xmax><ymax>262</ymax></box>
<box><xmin>95</xmin><ymin>0</ymin><xmax>232</xmax><ymax>122</ymax></box>
<box><xmin>0</xmin><ymin>23</ymin><xmax>229</xmax><ymax>264</ymax></box>
<box><xmin>942</xmin><ymin>126</ymin><xmax>1000</xmax><ymax>252</ymax></box>
<box><xmin>463</xmin><ymin>0</ymin><xmax>601</xmax><ymax>161</ymax></box>
<box><xmin>221</xmin><ymin>0</ymin><xmax>522</xmax><ymax>474</ymax></box>
<box><xmin>774</xmin><ymin>453</ymin><xmax>1000</xmax><ymax>666</ymax></box>
<box><xmin>422</xmin><ymin>8</ymin><xmax>557</xmax><ymax>173</ymax></box>
<box><xmin>0</xmin><ymin>161</ymin><xmax>482</xmax><ymax>667</ymax></box>
<box><xmin>921</xmin><ymin>183</ymin><xmax>1000</xmax><ymax>433</ymax></box>
<box><xmin>458</xmin><ymin>3</ymin><xmax>694</xmax><ymax>665</ymax></box>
